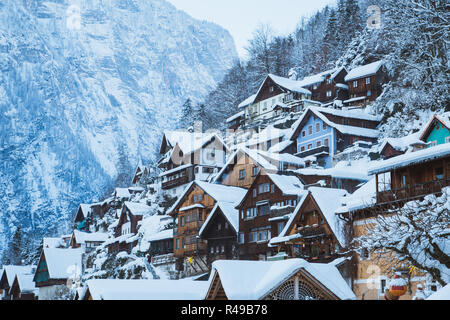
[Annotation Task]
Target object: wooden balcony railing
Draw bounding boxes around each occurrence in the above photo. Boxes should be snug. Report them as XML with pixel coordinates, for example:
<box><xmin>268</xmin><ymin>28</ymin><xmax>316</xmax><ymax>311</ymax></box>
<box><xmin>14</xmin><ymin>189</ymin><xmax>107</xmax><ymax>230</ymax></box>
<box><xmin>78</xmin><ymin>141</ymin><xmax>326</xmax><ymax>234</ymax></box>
<box><xmin>162</xmin><ymin>175</ymin><xmax>190</xmax><ymax>190</ymax></box>
<box><xmin>296</xmin><ymin>146</ymin><xmax>329</xmax><ymax>158</ymax></box>
<box><xmin>296</xmin><ymin>225</ymin><xmax>326</xmax><ymax>239</ymax></box>
<box><xmin>270</xmin><ymin>205</ymin><xmax>296</xmax><ymax>218</ymax></box>
<box><xmin>377</xmin><ymin>178</ymin><xmax>450</xmax><ymax>204</ymax></box>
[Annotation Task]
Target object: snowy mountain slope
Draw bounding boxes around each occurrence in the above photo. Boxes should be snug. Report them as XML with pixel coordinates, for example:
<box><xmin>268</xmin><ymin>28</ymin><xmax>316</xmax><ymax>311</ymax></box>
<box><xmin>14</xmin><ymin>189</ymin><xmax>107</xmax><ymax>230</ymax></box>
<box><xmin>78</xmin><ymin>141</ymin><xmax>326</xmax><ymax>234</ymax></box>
<box><xmin>0</xmin><ymin>0</ymin><xmax>237</xmax><ymax>260</ymax></box>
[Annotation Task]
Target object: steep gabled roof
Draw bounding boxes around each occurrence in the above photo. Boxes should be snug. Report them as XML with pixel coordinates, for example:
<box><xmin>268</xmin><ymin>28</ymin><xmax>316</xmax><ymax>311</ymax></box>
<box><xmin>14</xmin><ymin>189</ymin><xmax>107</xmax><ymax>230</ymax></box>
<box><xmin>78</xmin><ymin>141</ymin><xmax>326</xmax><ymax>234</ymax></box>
<box><xmin>419</xmin><ymin>112</ymin><xmax>450</xmax><ymax>141</ymax></box>
<box><xmin>199</xmin><ymin>201</ymin><xmax>240</xmax><ymax>237</ymax></box>
<box><xmin>11</xmin><ymin>274</ymin><xmax>38</xmax><ymax>295</ymax></box>
<box><xmin>167</xmin><ymin>181</ymin><xmax>247</xmax><ymax>215</ymax></box>
<box><xmin>1</xmin><ymin>265</ymin><xmax>35</xmax><ymax>287</ymax></box>
<box><xmin>72</xmin><ymin>230</ymin><xmax>108</xmax><ymax>244</ymax></box>
<box><xmin>123</xmin><ymin>201</ymin><xmax>153</xmax><ymax>217</ymax></box>
<box><xmin>34</xmin><ymin>248</ymin><xmax>82</xmax><ymax>281</ymax></box>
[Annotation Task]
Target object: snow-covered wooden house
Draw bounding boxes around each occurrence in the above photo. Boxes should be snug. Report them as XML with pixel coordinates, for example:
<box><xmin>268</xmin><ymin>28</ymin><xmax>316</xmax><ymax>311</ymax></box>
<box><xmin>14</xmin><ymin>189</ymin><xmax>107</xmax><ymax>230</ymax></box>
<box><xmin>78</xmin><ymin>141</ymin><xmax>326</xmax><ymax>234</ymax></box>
<box><xmin>236</xmin><ymin>172</ymin><xmax>305</xmax><ymax>261</ymax></box>
<box><xmin>9</xmin><ymin>274</ymin><xmax>38</xmax><ymax>300</ymax></box>
<box><xmin>288</xmin><ymin>106</ymin><xmax>381</xmax><ymax>168</ymax></box>
<box><xmin>0</xmin><ymin>265</ymin><xmax>35</xmax><ymax>300</ymax></box>
<box><xmin>296</xmin><ymin>67</ymin><xmax>349</xmax><ymax>104</ymax></box>
<box><xmin>158</xmin><ymin>130</ymin><xmax>229</xmax><ymax>196</ymax></box>
<box><xmin>238</xmin><ymin>74</ymin><xmax>318</xmax><ymax>128</ymax></box>
<box><xmin>269</xmin><ymin>187</ymin><xmax>349</xmax><ymax>265</ymax></box>
<box><xmin>107</xmin><ymin>201</ymin><xmax>152</xmax><ymax>253</ymax></box>
<box><xmin>198</xmin><ymin>202</ymin><xmax>240</xmax><ymax>266</ymax></box>
<box><xmin>69</xmin><ymin>230</ymin><xmax>108</xmax><ymax>253</ymax></box>
<box><xmin>344</xmin><ymin>60</ymin><xmax>387</xmax><ymax>107</ymax></box>
<box><xmin>369</xmin><ymin>143</ymin><xmax>450</xmax><ymax>205</ymax></box>
<box><xmin>167</xmin><ymin>181</ymin><xmax>246</xmax><ymax>275</ymax></box>
<box><xmin>33</xmin><ymin>248</ymin><xmax>82</xmax><ymax>300</ymax></box>
<box><xmin>204</xmin><ymin>259</ymin><xmax>355</xmax><ymax>300</ymax></box>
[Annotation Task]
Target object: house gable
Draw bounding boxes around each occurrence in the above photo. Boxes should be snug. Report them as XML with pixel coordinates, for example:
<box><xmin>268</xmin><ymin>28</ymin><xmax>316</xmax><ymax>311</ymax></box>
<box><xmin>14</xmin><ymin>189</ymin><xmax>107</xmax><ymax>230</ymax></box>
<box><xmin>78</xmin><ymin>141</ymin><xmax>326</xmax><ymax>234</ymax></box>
<box><xmin>420</xmin><ymin>117</ymin><xmax>450</xmax><ymax>146</ymax></box>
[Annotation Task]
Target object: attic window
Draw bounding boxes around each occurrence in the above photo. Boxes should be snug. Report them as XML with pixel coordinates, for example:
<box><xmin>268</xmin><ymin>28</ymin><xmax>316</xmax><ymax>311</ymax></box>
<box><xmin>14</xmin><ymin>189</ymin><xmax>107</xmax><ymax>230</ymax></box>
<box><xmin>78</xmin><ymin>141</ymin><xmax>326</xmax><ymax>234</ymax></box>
<box><xmin>269</xmin><ymin>86</ymin><xmax>274</xmax><ymax>92</ymax></box>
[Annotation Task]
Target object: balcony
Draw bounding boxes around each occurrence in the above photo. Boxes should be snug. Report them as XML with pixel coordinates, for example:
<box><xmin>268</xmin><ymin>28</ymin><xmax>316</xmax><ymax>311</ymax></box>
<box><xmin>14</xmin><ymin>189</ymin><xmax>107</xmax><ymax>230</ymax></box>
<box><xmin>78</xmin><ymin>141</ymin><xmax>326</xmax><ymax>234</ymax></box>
<box><xmin>184</xmin><ymin>242</ymin><xmax>207</xmax><ymax>255</ymax></box>
<box><xmin>182</xmin><ymin>221</ymin><xmax>204</xmax><ymax>232</ymax></box>
<box><xmin>162</xmin><ymin>175</ymin><xmax>190</xmax><ymax>190</ymax></box>
<box><xmin>270</xmin><ymin>205</ymin><xmax>296</xmax><ymax>218</ymax></box>
<box><xmin>296</xmin><ymin>145</ymin><xmax>329</xmax><ymax>158</ymax></box>
<box><xmin>296</xmin><ymin>225</ymin><xmax>326</xmax><ymax>239</ymax></box>
<box><xmin>377</xmin><ymin>178</ymin><xmax>450</xmax><ymax>204</ymax></box>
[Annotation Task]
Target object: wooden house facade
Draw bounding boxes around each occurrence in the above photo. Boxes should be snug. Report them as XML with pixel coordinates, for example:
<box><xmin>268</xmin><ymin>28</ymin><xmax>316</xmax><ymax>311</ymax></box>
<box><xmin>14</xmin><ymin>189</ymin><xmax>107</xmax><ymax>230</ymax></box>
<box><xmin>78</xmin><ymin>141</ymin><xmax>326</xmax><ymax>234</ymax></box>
<box><xmin>198</xmin><ymin>203</ymin><xmax>240</xmax><ymax>266</ymax></box>
<box><xmin>344</xmin><ymin>61</ymin><xmax>387</xmax><ymax>106</ymax></box>
<box><xmin>299</xmin><ymin>67</ymin><xmax>349</xmax><ymax>103</ymax></box>
<box><xmin>369</xmin><ymin>144</ymin><xmax>450</xmax><ymax>206</ymax></box>
<box><xmin>168</xmin><ymin>181</ymin><xmax>246</xmax><ymax>275</ymax></box>
<box><xmin>236</xmin><ymin>173</ymin><xmax>304</xmax><ymax>260</ymax></box>
<box><xmin>270</xmin><ymin>187</ymin><xmax>348</xmax><ymax>263</ymax></box>
<box><xmin>9</xmin><ymin>274</ymin><xmax>37</xmax><ymax>300</ymax></box>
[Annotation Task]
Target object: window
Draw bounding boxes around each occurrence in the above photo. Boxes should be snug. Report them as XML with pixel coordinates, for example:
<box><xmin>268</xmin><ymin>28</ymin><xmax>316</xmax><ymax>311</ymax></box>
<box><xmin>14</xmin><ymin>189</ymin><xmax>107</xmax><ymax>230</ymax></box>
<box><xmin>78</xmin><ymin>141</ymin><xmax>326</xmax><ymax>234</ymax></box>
<box><xmin>252</xmin><ymin>167</ymin><xmax>259</xmax><ymax>176</ymax></box>
<box><xmin>217</xmin><ymin>223</ymin><xmax>221</xmax><ymax>231</ymax></box>
<box><xmin>326</xmin><ymin>91</ymin><xmax>332</xmax><ymax>97</ymax></box>
<box><xmin>176</xmin><ymin>238</ymin><xmax>180</xmax><ymax>250</ymax></box>
<box><xmin>277</xmin><ymin>222</ymin><xmax>286</xmax><ymax>235</ymax></box>
<box><xmin>302</xmin><ymin>130</ymin><xmax>306</xmax><ymax>137</ymax></box>
<box><xmin>327</xmin><ymin>78</ymin><xmax>332</xmax><ymax>85</ymax></box>
<box><xmin>269</xmin><ymin>86</ymin><xmax>274</xmax><ymax>92</ymax></box>
<box><xmin>239</xmin><ymin>233</ymin><xmax>245</xmax><ymax>244</ymax></box>
<box><xmin>210</xmin><ymin>247</ymin><xmax>214</xmax><ymax>254</ymax></box>
<box><xmin>316</xmin><ymin>122</ymin><xmax>320</xmax><ymax>132</ymax></box>
<box><xmin>366</xmin><ymin>77</ymin><xmax>371</xmax><ymax>84</ymax></box>
<box><xmin>316</xmin><ymin>141</ymin><xmax>321</xmax><ymax>148</ymax></box>
<box><xmin>258</xmin><ymin>183</ymin><xmax>270</xmax><ymax>194</ymax></box>
<box><xmin>308</xmin><ymin>125</ymin><xmax>313</xmax><ymax>135</ymax></box>
<box><xmin>300</xmin><ymin>146</ymin><xmax>305</xmax><ymax>152</ymax></box>
<box><xmin>239</xmin><ymin>169</ymin><xmax>245</xmax><ymax>180</ymax></box>
<box><xmin>307</xmin><ymin>144</ymin><xmax>313</xmax><ymax>150</ymax></box>
<box><xmin>380</xmin><ymin>279</ymin><xmax>387</xmax><ymax>295</ymax></box>
<box><xmin>367</xmin><ymin>90</ymin><xmax>372</xmax><ymax>96</ymax></box>
<box><xmin>353</xmin><ymin>80</ymin><xmax>358</xmax><ymax>88</ymax></box>
<box><xmin>253</xmin><ymin>189</ymin><xmax>257</xmax><ymax>198</ymax></box>
<box><xmin>435</xmin><ymin>167</ymin><xmax>444</xmax><ymax>180</ymax></box>
<box><xmin>445</xmin><ymin>136</ymin><xmax>450</xmax><ymax>144</ymax></box>
<box><xmin>258</xmin><ymin>204</ymin><xmax>270</xmax><ymax>216</ymax></box>
<box><xmin>324</xmin><ymin>138</ymin><xmax>329</xmax><ymax>147</ymax></box>
<box><xmin>249</xmin><ymin>229</ymin><xmax>258</xmax><ymax>242</ymax></box>
<box><xmin>361</xmin><ymin>248</ymin><xmax>370</xmax><ymax>260</ymax></box>
<box><xmin>266</xmin><ymin>140</ymin><xmax>272</xmax><ymax>150</ymax></box>
<box><xmin>180</xmin><ymin>216</ymin><xmax>185</xmax><ymax>227</ymax></box>
<box><xmin>193</xmin><ymin>195</ymin><xmax>197</xmax><ymax>202</ymax></box>
<box><xmin>323</xmin><ymin>123</ymin><xmax>327</xmax><ymax>130</ymax></box>
<box><xmin>313</xmin><ymin>84</ymin><xmax>318</xmax><ymax>90</ymax></box>
<box><xmin>198</xmin><ymin>194</ymin><xmax>203</xmax><ymax>202</ymax></box>
<box><xmin>221</xmin><ymin>245</ymin><xmax>225</xmax><ymax>253</ymax></box>
<box><xmin>429</xmin><ymin>140</ymin><xmax>437</xmax><ymax>147</ymax></box>
<box><xmin>271</xmin><ymin>184</ymin><xmax>275</xmax><ymax>193</ymax></box>
<box><xmin>225</xmin><ymin>222</ymin><xmax>229</xmax><ymax>229</ymax></box>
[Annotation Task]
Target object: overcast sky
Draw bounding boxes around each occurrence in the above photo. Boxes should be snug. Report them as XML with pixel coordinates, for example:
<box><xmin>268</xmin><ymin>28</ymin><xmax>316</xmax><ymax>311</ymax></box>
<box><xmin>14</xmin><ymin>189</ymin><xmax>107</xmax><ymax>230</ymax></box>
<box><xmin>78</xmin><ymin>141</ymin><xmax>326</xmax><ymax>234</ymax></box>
<box><xmin>167</xmin><ymin>0</ymin><xmax>337</xmax><ymax>58</ymax></box>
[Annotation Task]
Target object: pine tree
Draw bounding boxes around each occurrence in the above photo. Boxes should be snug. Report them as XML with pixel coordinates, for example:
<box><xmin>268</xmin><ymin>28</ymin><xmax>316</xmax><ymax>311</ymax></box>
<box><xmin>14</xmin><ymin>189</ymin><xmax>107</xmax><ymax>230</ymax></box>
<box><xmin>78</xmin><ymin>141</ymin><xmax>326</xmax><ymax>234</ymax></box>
<box><xmin>180</xmin><ymin>99</ymin><xmax>194</xmax><ymax>129</ymax></box>
<box><xmin>9</xmin><ymin>226</ymin><xmax>23</xmax><ymax>265</ymax></box>
<box><xmin>323</xmin><ymin>9</ymin><xmax>339</xmax><ymax>66</ymax></box>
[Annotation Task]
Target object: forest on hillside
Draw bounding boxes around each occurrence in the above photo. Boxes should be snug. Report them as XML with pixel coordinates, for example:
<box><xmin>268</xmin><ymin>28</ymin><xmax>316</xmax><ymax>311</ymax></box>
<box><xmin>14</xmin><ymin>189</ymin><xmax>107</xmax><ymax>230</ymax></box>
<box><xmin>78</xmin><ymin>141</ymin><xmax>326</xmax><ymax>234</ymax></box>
<box><xmin>181</xmin><ymin>0</ymin><xmax>449</xmax><ymax>138</ymax></box>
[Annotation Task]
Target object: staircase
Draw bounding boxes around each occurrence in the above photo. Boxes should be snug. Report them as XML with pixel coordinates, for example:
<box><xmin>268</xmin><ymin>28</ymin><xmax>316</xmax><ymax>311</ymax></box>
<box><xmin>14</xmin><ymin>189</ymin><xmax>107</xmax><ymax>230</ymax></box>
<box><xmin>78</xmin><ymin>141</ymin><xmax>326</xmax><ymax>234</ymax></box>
<box><xmin>184</xmin><ymin>255</ymin><xmax>209</xmax><ymax>277</ymax></box>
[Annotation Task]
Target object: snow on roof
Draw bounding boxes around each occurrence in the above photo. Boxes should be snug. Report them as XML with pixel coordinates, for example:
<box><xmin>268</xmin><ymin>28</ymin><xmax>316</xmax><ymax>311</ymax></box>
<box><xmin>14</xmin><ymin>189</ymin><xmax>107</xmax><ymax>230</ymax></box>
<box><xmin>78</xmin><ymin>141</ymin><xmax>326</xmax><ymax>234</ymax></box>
<box><xmin>213</xmin><ymin>148</ymin><xmax>278</xmax><ymax>184</ymax></box>
<box><xmin>295</xmin><ymin>165</ymin><xmax>369</xmax><ymax>181</ymax></box>
<box><xmin>297</xmin><ymin>67</ymin><xmax>342</xmax><ymax>88</ymax></box>
<box><xmin>379</xmin><ymin>132</ymin><xmax>425</xmax><ymax>153</ymax></box>
<box><xmin>267</xmin><ymin>174</ymin><xmax>305</xmax><ymax>195</ymax></box>
<box><xmin>267</xmin><ymin>74</ymin><xmax>311</xmax><ymax>95</ymax></box>
<box><xmin>257</xmin><ymin>150</ymin><xmax>305</xmax><ymax>167</ymax></box>
<box><xmin>73</xmin><ymin>230</ymin><xmax>108</xmax><ymax>244</ymax></box>
<box><xmin>43</xmin><ymin>237</ymin><xmax>64</xmax><ymax>249</ymax></box>
<box><xmin>138</xmin><ymin>215</ymin><xmax>173</xmax><ymax>251</ymax></box>
<box><xmin>14</xmin><ymin>274</ymin><xmax>38</xmax><ymax>294</ymax></box>
<box><xmin>427</xmin><ymin>284</ymin><xmax>450</xmax><ymax>300</ymax></box>
<box><xmin>199</xmin><ymin>201</ymin><xmax>240</xmax><ymax>236</ymax></box>
<box><xmin>369</xmin><ymin>143</ymin><xmax>450</xmax><ymax>175</ymax></box>
<box><xmin>2</xmin><ymin>265</ymin><xmax>35</xmax><ymax>286</ymax></box>
<box><xmin>42</xmin><ymin>248</ymin><xmax>83</xmax><ymax>280</ymax></box>
<box><xmin>208</xmin><ymin>259</ymin><xmax>355</xmax><ymax>300</ymax></box>
<box><xmin>290</xmin><ymin>107</ymin><xmax>379</xmax><ymax>139</ymax></box>
<box><xmin>335</xmin><ymin>177</ymin><xmax>377</xmax><ymax>214</ymax></box>
<box><xmin>308</xmin><ymin>187</ymin><xmax>349</xmax><ymax>247</ymax></box>
<box><xmin>86</xmin><ymin>279</ymin><xmax>208</xmax><ymax>300</ymax></box>
<box><xmin>344</xmin><ymin>60</ymin><xmax>383</xmax><ymax>82</ymax></box>
<box><xmin>163</xmin><ymin>130</ymin><xmax>221</xmax><ymax>155</ymax></box>
<box><xmin>168</xmin><ymin>181</ymin><xmax>247</xmax><ymax>215</ymax></box>
<box><xmin>315</xmin><ymin>106</ymin><xmax>382</xmax><ymax>122</ymax></box>
<box><xmin>159</xmin><ymin>163</ymin><xmax>193</xmax><ymax>177</ymax></box>
<box><xmin>179</xmin><ymin>204</ymin><xmax>205</xmax><ymax>212</ymax></box>
<box><xmin>79</xmin><ymin>204</ymin><xmax>92</xmax><ymax>217</ymax></box>
<box><xmin>114</xmin><ymin>188</ymin><xmax>131</xmax><ymax>199</ymax></box>
<box><xmin>247</xmin><ymin>125</ymin><xmax>289</xmax><ymax>146</ymax></box>
<box><xmin>268</xmin><ymin>140</ymin><xmax>294</xmax><ymax>153</ymax></box>
<box><xmin>238</xmin><ymin>94</ymin><xmax>257</xmax><ymax>109</ymax></box>
<box><xmin>335</xmin><ymin>83</ymin><xmax>349</xmax><ymax>90</ymax></box>
<box><xmin>124</xmin><ymin>201</ymin><xmax>153</xmax><ymax>216</ymax></box>
<box><xmin>226</xmin><ymin>111</ymin><xmax>245</xmax><ymax>123</ymax></box>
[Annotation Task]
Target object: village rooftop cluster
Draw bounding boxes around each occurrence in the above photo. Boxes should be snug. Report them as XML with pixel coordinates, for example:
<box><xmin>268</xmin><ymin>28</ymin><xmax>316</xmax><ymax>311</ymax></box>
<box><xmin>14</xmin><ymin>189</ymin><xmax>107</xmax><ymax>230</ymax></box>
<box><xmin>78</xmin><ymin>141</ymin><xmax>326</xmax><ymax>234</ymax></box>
<box><xmin>1</xmin><ymin>61</ymin><xmax>449</xmax><ymax>301</ymax></box>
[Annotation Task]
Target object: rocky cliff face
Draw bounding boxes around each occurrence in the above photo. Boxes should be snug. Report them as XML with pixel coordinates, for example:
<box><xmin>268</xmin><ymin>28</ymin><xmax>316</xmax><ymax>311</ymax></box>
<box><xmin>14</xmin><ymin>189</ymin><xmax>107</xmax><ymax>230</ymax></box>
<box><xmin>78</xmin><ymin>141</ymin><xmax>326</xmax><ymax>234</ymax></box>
<box><xmin>0</xmin><ymin>0</ymin><xmax>237</xmax><ymax>259</ymax></box>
